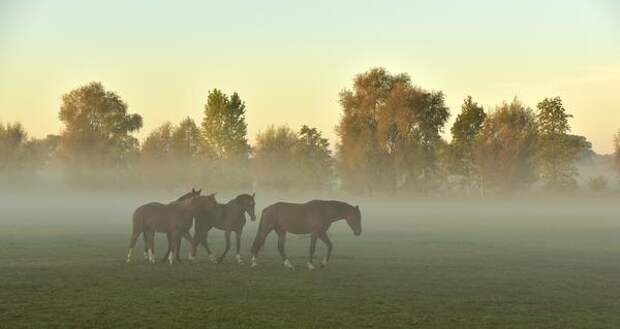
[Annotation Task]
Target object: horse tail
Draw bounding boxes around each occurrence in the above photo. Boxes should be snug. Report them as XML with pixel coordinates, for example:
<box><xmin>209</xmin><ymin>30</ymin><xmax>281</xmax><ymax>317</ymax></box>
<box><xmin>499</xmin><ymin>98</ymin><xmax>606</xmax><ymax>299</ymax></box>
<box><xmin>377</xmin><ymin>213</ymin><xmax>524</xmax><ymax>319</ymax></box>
<box><xmin>132</xmin><ymin>206</ymin><xmax>145</xmax><ymax>234</ymax></box>
<box><xmin>128</xmin><ymin>206</ymin><xmax>145</xmax><ymax>254</ymax></box>
<box><xmin>251</xmin><ymin>206</ymin><xmax>273</xmax><ymax>256</ymax></box>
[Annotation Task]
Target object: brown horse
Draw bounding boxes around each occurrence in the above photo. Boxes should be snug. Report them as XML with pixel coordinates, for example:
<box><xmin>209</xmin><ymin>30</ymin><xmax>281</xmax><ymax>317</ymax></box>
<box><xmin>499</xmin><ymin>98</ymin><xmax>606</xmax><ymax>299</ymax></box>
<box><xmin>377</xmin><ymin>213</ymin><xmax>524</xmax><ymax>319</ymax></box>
<box><xmin>126</xmin><ymin>189</ymin><xmax>201</xmax><ymax>264</ymax></box>
<box><xmin>191</xmin><ymin>193</ymin><xmax>256</xmax><ymax>264</ymax></box>
<box><xmin>250</xmin><ymin>200</ymin><xmax>361</xmax><ymax>270</ymax></box>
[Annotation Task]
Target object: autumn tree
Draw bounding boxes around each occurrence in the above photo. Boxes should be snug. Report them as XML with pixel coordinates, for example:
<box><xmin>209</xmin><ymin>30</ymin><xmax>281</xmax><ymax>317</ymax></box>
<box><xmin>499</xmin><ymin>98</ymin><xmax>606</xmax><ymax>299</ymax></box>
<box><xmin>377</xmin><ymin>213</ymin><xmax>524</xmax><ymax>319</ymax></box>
<box><xmin>139</xmin><ymin>122</ymin><xmax>180</xmax><ymax>187</ymax></box>
<box><xmin>253</xmin><ymin>125</ymin><xmax>333</xmax><ymax>191</ymax></box>
<box><xmin>536</xmin><ymin>97</ymin><xmax>580</xmax><ymax>190</ymax></box>
<box><xmin>58</xmin><ymin>82</ymin><xmax>142</xmax><ymax>182</ymax></box>
<box><xmin>0</xmin><ymin>122</ymin><xmax>29</xmax><ymax>174</ymax></box>
<box><xmin>0</xmin><ymin>123</ymin><xmax>60</xmax><ymax>184</ymax></box>
<box><xmin>295</xmin><ymin>125</ymin><xmax>333</xmax><ymax>190</ymax></box>
<box><xmin>449</xmin><ymin>96</ymin><xmax>486</xmax><ymax>191</ymax></box>
<box><xmin>171</xmin><ymin>117</ymin><xmax>201</xmax><ymax>159</ymax></box>
<box><xmin>201</xmin><ymin>89</ymin><xmax>250</xmax><ymax>161</ymax></box>
<box><xmin>253</xmin><ymin>126</ymin><xmax>299</xmax><ymax>191</ymax></box>
<box><xmin>336</xmin><ymin>67</ymin><xmax>449</xmax><ymax>194</ymax></box>
<box><xmin>26</xmin><ymin>134</ymin><xmax>61</xmax><ymax>172</ymax></box>
<box><xmin>614</xmin><ymin>130</ymin><xmax>620</xmax><ymax>181</ymax></box>
<box><xmin>473</xmin><ymin>99</ymin><xmax>538</xmax><ymax>194</ymax></box>
<box><xmin>141</xmin><ymin>122</ymin><xmax>173</xmax><ymax>163</ymax></box>
<box><xmin>201</xmin><ymin>89</ymin><xmax>251</xmax><ymax>189</ymax></box>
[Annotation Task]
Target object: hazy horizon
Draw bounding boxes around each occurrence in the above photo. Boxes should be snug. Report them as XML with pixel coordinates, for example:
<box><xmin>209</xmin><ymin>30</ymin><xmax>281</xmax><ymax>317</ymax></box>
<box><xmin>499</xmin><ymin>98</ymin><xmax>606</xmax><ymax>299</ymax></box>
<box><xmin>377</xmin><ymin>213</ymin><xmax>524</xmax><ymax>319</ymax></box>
<box><xmin>1</xmin><ymin>0</ymin><xmax>619</xmax><ymax>153</ymax></box>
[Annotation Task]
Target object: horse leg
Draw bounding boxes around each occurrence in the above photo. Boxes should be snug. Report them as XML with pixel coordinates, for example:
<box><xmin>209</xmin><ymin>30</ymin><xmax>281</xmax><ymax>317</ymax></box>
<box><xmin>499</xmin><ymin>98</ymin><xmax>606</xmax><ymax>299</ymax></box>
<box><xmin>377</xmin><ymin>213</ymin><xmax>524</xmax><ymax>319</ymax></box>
<box><xmin>142</xmin><ymin>232</ymin><xmax>149</xmax><ymax>260</ymax></box>
<box><xmin>168</xmin><ymin>232</ymin><xmax>179</xmax><ymax>265</ymax></box>
<box><xmin>277</xmin><ymin>231</ymin><xmax>294</xmax><ymax>270</ymax></box>
<box><xmin>201</xmin><ymin>227</ymin><xmax>216</xmax><ymax>263</ymax></box>
<box><xmin>217</xmin><ymin>230</ymin><xmax>231</xmax><ymax>263</ymax></box>
<box><xmin>307</xmin><ymin>233</ymin><xmax>318</xmax><ymax>271</ymax></box>
<box><xmin>174</xmin><ymin>233</ymin><xmax>182</xmax><ymax>263</ymax></box>
<box><xmin>234</xmin><ymin>229</ymin><xmax>244</xmax><ymax>265</ymax></box>
<box><xmin>318</xmin><ymin>232</ymin><xmax>333</xmax><ymax>267</ymax></box>
<box><xmin>162</xmin><ymin>232</ymin><xmax>172</xmax><ymax>263</ymax></box>
<box><xmin>146</xmin><ymin>230</ymin><xmax>156</xmax><ymax>264</ymax></box>
<box><xmin>250</xmin><ymin>223</ymin><xmax>274</xmax><ymax>267</ymax></box>
<box><xmin>126</xmin><ymin>230</ymin><xmax>141</xmax><ymax>263</ymax></box>
<box><xmin>175</xmin><ymin>231</ymin><xmax>190</xmax><ymax>262</ymax></box>
<box><xmin>191</xmin><ymin>226</ymin><xmax>205</xmax><ymax>259</ymax></box>
<box><xmin>183</xmin><ymin>232</ymin><xmax>194</xmax><ymax>261</ymax></box>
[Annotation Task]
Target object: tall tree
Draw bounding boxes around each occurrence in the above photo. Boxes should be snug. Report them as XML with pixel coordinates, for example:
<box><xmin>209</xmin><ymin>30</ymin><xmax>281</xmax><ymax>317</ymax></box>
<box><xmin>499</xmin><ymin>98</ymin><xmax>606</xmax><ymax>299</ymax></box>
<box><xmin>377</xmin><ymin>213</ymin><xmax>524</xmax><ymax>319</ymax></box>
<box><xmin>26</xmin><ymin>134</ymin><xmax>61</xmax><ymax>170</ymax></box>
<box><xmin>449</xmin><ymin>96</ymin><xmax>486</xmax><ymax>190</ymax></box>
<box><xmin>201</xmin><ymin>89</ymin><xmax>250</xmax><ymax>161</ymax></box>
<box><xmin>0</xmin><ymin>122</ymin><xmax>29</xmax><ymax>172</ymax></box>
<box><xmin>253</xmin><ymin>125</ymin><xmax>333</xmax><ymax>191</ymax></box>
<box><xmin>448</xmin><ymin>97</ymin><xmax>486</xmax><ymax>191</ymax></box>
<box><xmin>337</xmin><ymin>68</ymin><xmax>408</xmax><ymax>193</ymax></box>
<box><xmin>141</xmin><ymin>122</ymin><xmax>173</xmax><ymax>163</ymax></box>
<box><xmin>536</xmin><ymin>97</ymin><xmax>579</xmax><ymax>190</ymax></box>
<box><xmin>171</xmin><ymin>117</ymin><xmax>201</xmax><ymax>158</ymax></box>
<box><xmin>294</xmin><ymin>125</ymin><xmax>333</xmax><ymax>190</ymax></box>
<box><xmin>474</xmin><ymin>99</ymin><xmax>538</xmax><ymax>193</ymax></box>
<box><xmin>336</xmin><ymin>67</ymin><xmax>449</xmax><ymax>194</ymax></box>
<box><xmin>410</xmin><ymin>91</ymin><xmax>450</xmax><ymax>192</ymax></box>
<box><xmin>58</xmin><ymin>82</ymin><xmax>142</xmax><ymax>170</ymax></box>
<box><xmin>253</xmin><ymin>126</ymin><xmax>299</xmax><ymax>191</ymax></box>
<box><xmin>614</xmin><ymin>130</ymin><xmax>620</xmax><ymax>181</ymax></box>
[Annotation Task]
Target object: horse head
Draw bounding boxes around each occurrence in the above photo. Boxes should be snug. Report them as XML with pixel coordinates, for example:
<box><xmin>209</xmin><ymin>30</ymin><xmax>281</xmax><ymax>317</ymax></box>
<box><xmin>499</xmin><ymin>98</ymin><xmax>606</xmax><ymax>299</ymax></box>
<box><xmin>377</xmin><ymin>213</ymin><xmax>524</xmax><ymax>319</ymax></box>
<box><xmin>345</xmin><ymin>204</ymin><xmax>362</xmax><ymax>236</ymax></box>
<box><xmin>237</xmin><ymin>193</ymin><xmax>256</xmax><ymax>221</ymax></box>
<box><xmin>177</xmin><ymin>188</ymin><xmax>202</xmax><ymax>202</ymax></box>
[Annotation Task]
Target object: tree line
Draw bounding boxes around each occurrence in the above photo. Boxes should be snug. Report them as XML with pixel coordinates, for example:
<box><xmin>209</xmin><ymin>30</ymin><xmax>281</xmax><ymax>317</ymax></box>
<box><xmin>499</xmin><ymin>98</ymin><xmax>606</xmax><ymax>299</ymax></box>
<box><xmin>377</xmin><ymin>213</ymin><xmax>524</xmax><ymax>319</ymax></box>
<box><xmin>1</xmin><ymin>67</ymin><xmax>618</xmax><ymax>194</ymax></box>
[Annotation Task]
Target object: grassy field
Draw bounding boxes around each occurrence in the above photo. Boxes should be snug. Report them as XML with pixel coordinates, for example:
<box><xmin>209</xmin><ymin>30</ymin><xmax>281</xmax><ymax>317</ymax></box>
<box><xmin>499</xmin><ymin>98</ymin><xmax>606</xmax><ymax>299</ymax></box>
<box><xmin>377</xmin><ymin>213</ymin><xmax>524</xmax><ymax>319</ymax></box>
<box><xmin>1</xmin><ymin>192</ymin><xmax>619</xmax><ymax>328</ymax></box>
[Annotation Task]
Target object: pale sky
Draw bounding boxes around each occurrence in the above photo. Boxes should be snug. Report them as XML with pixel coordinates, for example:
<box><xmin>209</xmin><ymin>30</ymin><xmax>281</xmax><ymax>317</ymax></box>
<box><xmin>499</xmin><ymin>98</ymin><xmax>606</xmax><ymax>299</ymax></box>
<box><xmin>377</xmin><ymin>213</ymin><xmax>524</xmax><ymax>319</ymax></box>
<box><xmin>1</xmin><ymin>0</ymin><xmax>618</xmax><ymax>153</ymax></box>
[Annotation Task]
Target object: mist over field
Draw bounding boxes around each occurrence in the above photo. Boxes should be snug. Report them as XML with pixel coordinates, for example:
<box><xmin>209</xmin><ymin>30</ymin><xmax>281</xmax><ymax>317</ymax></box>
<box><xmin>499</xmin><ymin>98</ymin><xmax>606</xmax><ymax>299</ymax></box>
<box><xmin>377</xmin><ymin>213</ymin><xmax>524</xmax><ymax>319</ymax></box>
<box><xmin>1</xmin><ymin>184</ymin><xmax>620</xmax><ymax>328</ymax></box>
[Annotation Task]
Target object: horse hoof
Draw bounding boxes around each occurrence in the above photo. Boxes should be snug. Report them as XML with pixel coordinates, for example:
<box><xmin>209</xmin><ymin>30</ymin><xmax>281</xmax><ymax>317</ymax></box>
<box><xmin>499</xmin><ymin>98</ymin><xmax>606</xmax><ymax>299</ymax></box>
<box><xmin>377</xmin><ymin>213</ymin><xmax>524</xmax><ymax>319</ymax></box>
<box><xmin>283</xmin><ymin>259</ymin><xmax>295</xmax><ymax>270</ymax></box>
<box><xmin>307</xmin><ymin>262</ymin><xmax>315</xmax><ymax>271</ymax></box>
<box><xmin>208</xmin><ymin>255</ymin><xmax>217</xmax><ymax>263</ymax></box>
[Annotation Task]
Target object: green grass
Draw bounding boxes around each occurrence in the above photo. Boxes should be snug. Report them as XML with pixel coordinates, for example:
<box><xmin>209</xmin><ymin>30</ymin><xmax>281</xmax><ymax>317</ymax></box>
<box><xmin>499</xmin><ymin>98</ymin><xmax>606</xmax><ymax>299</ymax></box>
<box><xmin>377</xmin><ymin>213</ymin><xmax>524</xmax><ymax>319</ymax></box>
<box><xmin>1</xmin><ymin>198</ymin><xmax>619</xmax><ymax>328</ymax></box>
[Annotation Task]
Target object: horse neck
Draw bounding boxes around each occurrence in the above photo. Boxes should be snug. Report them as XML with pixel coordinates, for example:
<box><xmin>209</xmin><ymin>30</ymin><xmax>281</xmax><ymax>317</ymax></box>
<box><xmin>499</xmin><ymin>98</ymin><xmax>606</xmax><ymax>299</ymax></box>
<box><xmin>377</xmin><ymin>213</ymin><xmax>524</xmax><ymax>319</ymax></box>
<box><xmin>172</xmin><ymin>199</ymin><xmax>195</xmax><ymax>216</ymax></box>
<box><xmin>176</xmin><ymin>192</ymin><xmax>194</xmax><ymax>201</ymax></box>
<box><xmin>326</xmin><ymin>201</ymin><xmax>352</xmax><ymax>223</ymax></box>
<box><xmin>225</xmin><ymin>198</ymin><xmax>246</xmax><ymax>218</ymax></box>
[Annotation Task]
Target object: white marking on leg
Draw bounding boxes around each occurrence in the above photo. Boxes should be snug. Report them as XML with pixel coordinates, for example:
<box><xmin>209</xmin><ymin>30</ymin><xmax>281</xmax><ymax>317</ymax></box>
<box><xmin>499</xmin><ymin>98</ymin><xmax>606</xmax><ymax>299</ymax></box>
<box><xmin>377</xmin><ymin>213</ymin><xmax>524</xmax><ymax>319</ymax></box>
<box><xmin>283</xmin><ymin>259</ymin><xmax>294</xmax><ymax>270</ymax></box>
<box><xmin>208</xmin><ymin>254</ymin><xmax>217</xmax><ymax>263</ymax></box>
<box><xmin>168</xmin><ymin>252</ymin><xmax>174</xmax><ymax>265</ymax></box>
<box><xmin>307</xmin><ymin>262</ymin><xmax>315</xmax><ymax>271</ymax></box>
<box><xmin>143</xmin><ymin>251</ymin><xmax>148</xmax><ymax>260</ymax></box>
<box><xmin>320</xmin><ymin>257</ymin><xmax>328</xmax><ymax>267</ymax></box>
<box><xmin>148</xmin><ymin>249</ymin><xmax>154</xmax><ymax>264</ymax></box>
<box><xmin>235</xmin><ymin>254</ymin><xmax>244</xmax><ymax>265</ymax></box>
<box><xmin>188</xmin><ymin>250</ymin><xmax>194</xmax><ymax>261</ymax></box>
<box><xmin>126</xmin><ymin>248</ymin><xmax>133</xmax><ymax>263</ymax></box>
<box><xmin>250</xmin><ymin>256</ymin><xmax>258</xmax><ymax>268</ymax></box>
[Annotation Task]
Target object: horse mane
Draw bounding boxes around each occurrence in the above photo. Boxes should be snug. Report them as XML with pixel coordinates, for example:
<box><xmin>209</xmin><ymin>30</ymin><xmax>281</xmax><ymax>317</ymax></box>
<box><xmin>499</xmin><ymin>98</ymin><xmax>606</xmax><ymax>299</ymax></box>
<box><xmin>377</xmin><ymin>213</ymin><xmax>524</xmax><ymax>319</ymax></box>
<box><xmin>176</xmin><ymin>190</ymin><xmax>198</xmax><ymax>202</ymax></box>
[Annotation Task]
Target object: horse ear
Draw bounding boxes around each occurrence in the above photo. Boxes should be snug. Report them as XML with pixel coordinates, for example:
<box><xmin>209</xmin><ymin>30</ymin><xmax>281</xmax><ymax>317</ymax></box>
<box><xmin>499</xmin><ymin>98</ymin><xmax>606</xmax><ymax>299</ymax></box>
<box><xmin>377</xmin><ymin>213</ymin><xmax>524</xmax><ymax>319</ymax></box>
<box><xmin>355</xmin><ymin>205</ymin><xmax>359</xmax><ymax>210</ymax></box>
<box><xmin>197</xmin><ymin>189</ymin><xmax>202</xmax><ymax>194</ymax></box>
<box><xmin>252</xmin><ymin>192</ymin><xmax>255</xmax><ymax>198</ymax></box>
<box><xmin>192</xmin><ymin>188</ymin><xmax>196</xmax><ymax>193</ymax></box>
